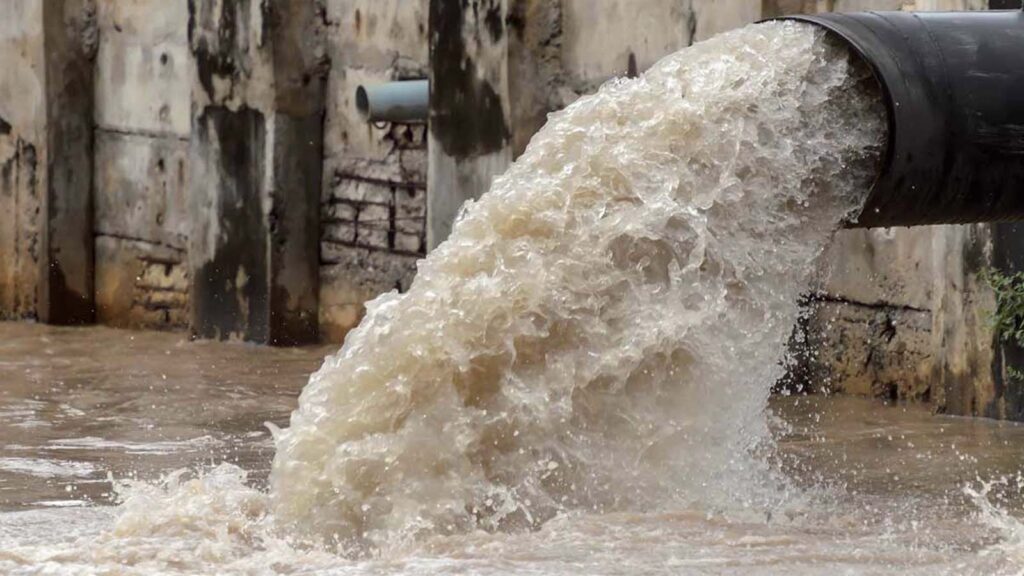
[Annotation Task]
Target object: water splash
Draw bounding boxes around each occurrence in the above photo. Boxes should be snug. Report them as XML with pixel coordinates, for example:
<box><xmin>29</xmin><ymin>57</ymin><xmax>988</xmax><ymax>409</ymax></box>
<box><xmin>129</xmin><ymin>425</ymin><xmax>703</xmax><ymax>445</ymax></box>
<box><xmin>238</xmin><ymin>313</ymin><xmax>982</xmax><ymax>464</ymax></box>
<box><xmin>964</xmin><ymin>476</ymin><xmax>1024</xmax><ymax>573</ymax></box>
<box><xmin>269</xmin><ymin>21</ymin><xmax>886</xmax><ymax>552</ymax></box>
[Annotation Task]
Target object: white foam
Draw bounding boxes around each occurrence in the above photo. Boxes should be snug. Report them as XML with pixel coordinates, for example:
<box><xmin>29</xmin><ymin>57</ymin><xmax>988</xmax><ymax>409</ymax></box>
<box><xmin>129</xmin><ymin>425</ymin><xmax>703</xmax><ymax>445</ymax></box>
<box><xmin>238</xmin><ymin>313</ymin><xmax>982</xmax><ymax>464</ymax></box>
<box><xmin>270</xmin><ymin>21</ymin><xmax>886</xmax><ymax>553</ymax></box>
<box><xmin>0</xmin><ymin>458</ymin><xmax>96</xmax><ymax>479</ymax></box>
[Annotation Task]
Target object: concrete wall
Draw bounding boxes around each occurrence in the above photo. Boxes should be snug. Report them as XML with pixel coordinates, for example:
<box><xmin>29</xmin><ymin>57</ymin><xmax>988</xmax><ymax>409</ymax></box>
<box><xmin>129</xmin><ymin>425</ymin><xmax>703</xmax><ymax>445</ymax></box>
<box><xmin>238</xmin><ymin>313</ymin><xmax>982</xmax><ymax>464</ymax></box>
<box><xmin>0</xmin><ymin>0</ymin><xmax>96</xmax><ymax>325</ymax></box>
<box><xmin>0</xmin><ymin>0</ymin><xmax>45</xmax><ymax>321</ymax></box>
<box><xmin>319</xmin><ymin>0</ymin><xmax>429</xmax><ymax>342</ymax></box>
<box><xmin>187</xmin><ymin>0</ymin><xmax>327</xmax><ymax>345</ymax></box>
<box><xmin>93</xmin><ymin>0</ymin><xmax>191</xmax><ymax>329</ymax></box>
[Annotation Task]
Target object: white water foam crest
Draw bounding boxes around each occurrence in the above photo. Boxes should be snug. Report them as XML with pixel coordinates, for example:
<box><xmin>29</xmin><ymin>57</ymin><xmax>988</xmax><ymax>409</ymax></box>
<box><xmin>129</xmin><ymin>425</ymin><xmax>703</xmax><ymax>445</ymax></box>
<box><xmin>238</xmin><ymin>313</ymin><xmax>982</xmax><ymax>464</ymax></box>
<box><xmin>0</xmin><ymin>465</ymin><xmax>342</xmax><ymax>575</ymax></box>
<box><xmin>269</xmin><ymin>21</ymin><xmax>886</xmax><ymax>553</ymax></box>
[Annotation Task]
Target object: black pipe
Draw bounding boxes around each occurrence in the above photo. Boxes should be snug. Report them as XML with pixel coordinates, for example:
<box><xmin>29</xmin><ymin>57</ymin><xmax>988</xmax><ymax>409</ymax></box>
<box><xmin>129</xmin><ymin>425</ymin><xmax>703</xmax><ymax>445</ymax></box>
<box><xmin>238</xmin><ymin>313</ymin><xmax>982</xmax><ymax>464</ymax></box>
<box><xmin>778</xmin><ymin>10</ymin><xmax>1024</xmax><ymax>228</ymax></box>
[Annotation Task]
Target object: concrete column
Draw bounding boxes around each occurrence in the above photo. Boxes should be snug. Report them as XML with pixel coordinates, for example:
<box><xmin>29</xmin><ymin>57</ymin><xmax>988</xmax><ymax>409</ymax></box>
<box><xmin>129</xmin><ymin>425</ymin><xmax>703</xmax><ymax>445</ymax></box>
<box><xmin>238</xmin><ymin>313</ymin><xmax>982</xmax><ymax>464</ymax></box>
<box><xmin>0</xmin><ymin>0</ymin><xmax>96</xmax><ymax>324</ymax></box>
<box><xmin>187</xmin><ymin>0</ymin><xmax>326</xmax><ymax>345</ymax></box>
<box><xmin>427</xmin><ymin>0</ymin><xmax>512</xmax><ymax>250</ymax></box>
<box><xmin>92</xmin><ymin>0</ymin><xmax>192</xmax><ymax>331</ymax></box>
<box><xmin>0</xmin><ymin>1</ymin><xmax>45</xmax><ymax>321</ymax></box>
<box><xmin>41</xmin><ymin>0</ymin><xmax>97</xmax><ymax>325</ymax></box>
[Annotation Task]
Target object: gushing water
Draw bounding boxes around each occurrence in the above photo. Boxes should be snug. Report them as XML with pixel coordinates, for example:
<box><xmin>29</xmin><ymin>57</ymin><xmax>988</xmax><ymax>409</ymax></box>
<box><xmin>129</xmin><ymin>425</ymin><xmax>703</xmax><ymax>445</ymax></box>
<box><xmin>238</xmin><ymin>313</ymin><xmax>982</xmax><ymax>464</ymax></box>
<box><xmin>10</xmin><ymin>20</ymin><xmax>1024</xmax><ymax>576</ymax></box>
<box><xmin>270</xmin><ymin>21</ymin><xmax>885</xmax><ymax>552</ymax></box>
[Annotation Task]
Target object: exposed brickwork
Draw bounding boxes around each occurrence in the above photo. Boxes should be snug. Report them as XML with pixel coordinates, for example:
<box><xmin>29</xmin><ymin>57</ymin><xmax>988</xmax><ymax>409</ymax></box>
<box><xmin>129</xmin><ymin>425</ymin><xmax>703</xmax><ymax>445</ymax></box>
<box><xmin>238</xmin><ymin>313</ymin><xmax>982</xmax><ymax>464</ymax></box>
<box><xmin>318</xmin><ymin>0</ymin><xmax>430</xmax><ymax>341</ymax></box>
<box><xmin>95</xmin><ymin>236</ymin><xmax>189</xmax><ymax>329</ymax></box>
<box><xmin>322</xmin><ymin>126</ymin><xmax>428</xmax><ymax>257</ymax></box>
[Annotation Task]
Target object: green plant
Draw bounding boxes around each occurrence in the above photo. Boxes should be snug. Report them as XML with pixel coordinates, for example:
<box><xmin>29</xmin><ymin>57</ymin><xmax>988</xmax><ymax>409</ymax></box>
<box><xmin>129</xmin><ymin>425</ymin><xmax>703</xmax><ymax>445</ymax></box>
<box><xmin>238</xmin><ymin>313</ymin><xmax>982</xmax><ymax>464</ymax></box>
<box><xmin>982</xmin><ymin>269</ymin><xmax>1024</xmax><ymax>347</ymax></box>
<box><xmin>1008</xmin><ymin>366</ymin><xmax>1024</xmax><ymax>385</ymax></box>
<box><xmin>982</xmin><ymin>268</ymin><xmax>1024</xmax><ymax>384</ymax></box>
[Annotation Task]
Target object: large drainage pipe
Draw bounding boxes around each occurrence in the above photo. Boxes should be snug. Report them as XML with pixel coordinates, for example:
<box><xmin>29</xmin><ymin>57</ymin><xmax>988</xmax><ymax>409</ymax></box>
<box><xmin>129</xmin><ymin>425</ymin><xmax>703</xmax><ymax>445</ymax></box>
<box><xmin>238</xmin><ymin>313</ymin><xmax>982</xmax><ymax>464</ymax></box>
<box><xmin>778</xmin><ymin>10</ymin><xmax>1024</xmax><ymax>228</ymax></box>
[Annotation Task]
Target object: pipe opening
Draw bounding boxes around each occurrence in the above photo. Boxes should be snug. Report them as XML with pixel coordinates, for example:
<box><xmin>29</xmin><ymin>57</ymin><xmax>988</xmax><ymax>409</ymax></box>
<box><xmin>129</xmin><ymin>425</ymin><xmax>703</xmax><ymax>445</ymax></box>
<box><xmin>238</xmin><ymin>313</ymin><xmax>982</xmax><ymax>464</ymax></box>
<box><xmin>777</xmin><ymin>11</ymin><xmax>1024</xmax><ymax>228</ymax></box>
<box><xmin>356</xmin><ymin>86</ymin><xmax>371</xmax><ymax>121</ymax></box>
<box><xmin>353</xmin><ymin>80</ymin><xmax>429</xmax><ymax>124</ymax></box>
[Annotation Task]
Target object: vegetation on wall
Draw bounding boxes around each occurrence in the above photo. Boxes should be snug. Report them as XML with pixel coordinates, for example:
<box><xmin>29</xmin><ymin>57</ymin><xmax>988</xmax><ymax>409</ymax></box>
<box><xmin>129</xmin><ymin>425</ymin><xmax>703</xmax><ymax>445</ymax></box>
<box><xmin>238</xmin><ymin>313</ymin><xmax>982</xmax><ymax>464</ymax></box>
<box><xmin>983</xmin><ymin>268</ymin><xmax>1024</xmax><ymax>382</ymax></box>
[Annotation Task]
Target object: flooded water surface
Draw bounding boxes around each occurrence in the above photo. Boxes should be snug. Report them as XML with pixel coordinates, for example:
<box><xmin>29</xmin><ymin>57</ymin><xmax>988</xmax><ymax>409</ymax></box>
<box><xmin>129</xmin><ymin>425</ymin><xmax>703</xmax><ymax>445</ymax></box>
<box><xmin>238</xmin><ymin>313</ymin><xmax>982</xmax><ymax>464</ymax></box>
<box><xmin>0</xmin><ymin>322</ymin><xmax>331</xmax><ymax>511</ymax></box>
<box><xmin>1</xmin><ymin>323</ymin><xmax>1023</xmax><ymax>574</ymax></box>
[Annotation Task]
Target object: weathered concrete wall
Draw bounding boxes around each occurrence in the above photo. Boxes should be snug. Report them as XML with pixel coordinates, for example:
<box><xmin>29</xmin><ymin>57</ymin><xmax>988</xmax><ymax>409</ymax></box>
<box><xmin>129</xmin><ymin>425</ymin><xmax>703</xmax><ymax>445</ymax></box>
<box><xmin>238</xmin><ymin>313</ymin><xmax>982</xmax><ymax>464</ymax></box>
<box><xmin>427</xmin><ymin>0</ymin><xmax>512</xmax><ymax>254</ymax></box>
<box><xmin>560</xmin><ymin>0</ymin><xmax>693</xmax><ymax>91</ymax></box>
<box><xmin>0</xmin><ymin>1</ymin><xmax>45</xmax><ymax>321</ymax></box>
<box><xmin>319</xmin><ymin>0</ymin><xmax>429</xmax><ymax>342</ymax></box>
<box><xmin>93</xmin><ymin>0</ymin><xmax>190</xmax><ymax>329</ymax></box>
<box><xmin>929</xmin><ymin>224</ymin><xmax>999</xmax><ymax>415</ymax></box>
<box><xmin>41</xmin><ymin>0</ymin><xmax>98</xmax><ymax>325</ymax></box>
<box><xmin>187</xmin><ymin>0</ymin><xmax>326</xmax><ymax>345</ymax></box>
<box><xmin>692</xmin><ymin>1</ymin><xmax>764</xmax><ymax>41</ymax></box>
<box><xmin>794</xmin><ymin>227</ymin><xmax>939</xmax><ymax>400</ymax></box>
<box><xmin>0</xmin><ymin>0</ymin><xmax>96</xmax><ymax>324</ymax></box>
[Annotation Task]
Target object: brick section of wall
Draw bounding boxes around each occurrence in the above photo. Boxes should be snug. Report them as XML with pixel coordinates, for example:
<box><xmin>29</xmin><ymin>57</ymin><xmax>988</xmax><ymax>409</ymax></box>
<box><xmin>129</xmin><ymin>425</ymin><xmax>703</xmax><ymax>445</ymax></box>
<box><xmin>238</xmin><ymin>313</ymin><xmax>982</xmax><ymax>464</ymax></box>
<box><xmin>320</xmin><ymin>141</ymin><xmax>427</xmax><ymax>341</ymax></box>
<box><xmin>323</xmin><ymin>128</ymin><xmax>428</xmax><ymax>256</ymax></box>
<box><xmin>319</xmin><ymin>0</ymin><xmax>429</xmax><ymax>342</ymax></box>
<box><xmin>95</xmin><ymin>237</ymin><xmax>189</xmax><ymax>328</ymax></box>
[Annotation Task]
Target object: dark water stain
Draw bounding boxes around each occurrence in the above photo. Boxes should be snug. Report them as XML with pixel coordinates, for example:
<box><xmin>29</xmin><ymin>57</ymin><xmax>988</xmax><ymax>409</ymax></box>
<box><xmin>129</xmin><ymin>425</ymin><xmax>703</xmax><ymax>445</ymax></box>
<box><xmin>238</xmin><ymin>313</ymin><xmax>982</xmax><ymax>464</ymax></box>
<box><xmin>429</xmin><ymin>0</ymin><xmax>510</xmax><ymax>159</ymax></box>
<box><xmin>266</xmin><ymin>113</ymin><xmax>322</xmax><ymax>346</ymax></box>
<box><xmin>45</xmin><ymin>263</ymin><xmax>94</xmax><ymax>325</ymax></box>
<box><xmin>191</xmin><ymin>106</ymin><xmax>268</xmax><ymax>343</ymax></box>
<box><xmin>484</xmin><ymin>3</ymin><xmax>503</xmax><ymax>42</ymax></box>
<box><xmin>188</xmin><ymin>0</ymin><xmax>251</xmax><ymax>101</ymax></box>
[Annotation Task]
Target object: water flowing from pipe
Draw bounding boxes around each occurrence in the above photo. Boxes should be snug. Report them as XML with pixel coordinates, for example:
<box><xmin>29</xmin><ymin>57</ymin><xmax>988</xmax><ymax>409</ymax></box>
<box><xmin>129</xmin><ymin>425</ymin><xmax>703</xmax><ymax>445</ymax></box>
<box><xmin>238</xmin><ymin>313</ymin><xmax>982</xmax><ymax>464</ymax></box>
<box><xmin>269</xmin><ymin>21</ymin><xmax>886</xmax><ymax>553</ymax></box>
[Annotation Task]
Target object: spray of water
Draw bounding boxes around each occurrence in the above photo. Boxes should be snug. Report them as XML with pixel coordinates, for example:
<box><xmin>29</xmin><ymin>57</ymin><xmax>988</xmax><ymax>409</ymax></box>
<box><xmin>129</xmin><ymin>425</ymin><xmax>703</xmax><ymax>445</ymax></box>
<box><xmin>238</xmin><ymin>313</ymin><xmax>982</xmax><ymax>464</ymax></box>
<box><xmin>964</xmin><ymin>477</ymin><xmax>1024</xmax><ymax>572</ymax></box>
<box><xmin>268</xmin><ymin>21</ymin><xmax>886</xmax><ymax>552</ymax></box>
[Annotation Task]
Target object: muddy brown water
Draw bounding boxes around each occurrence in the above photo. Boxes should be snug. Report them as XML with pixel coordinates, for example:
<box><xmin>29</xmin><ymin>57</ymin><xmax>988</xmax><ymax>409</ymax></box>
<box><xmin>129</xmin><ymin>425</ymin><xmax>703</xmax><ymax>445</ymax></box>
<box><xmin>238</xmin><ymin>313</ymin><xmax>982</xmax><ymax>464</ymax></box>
<box><xmin>1</xmin><ymin>322</ymin><xmax>1023</xmax><ymax>574</ymax></box>
<box><xmin>0</xmin><ymin>322</ymin><xmax>332</xmax><ymax>511</ymax></box>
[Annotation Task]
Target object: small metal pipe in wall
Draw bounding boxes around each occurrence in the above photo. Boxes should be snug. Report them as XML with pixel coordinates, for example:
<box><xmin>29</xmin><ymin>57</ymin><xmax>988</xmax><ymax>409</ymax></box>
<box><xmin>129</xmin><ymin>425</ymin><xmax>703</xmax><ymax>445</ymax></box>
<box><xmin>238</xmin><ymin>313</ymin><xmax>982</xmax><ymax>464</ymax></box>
<box><xmin>355</xmin><ymin>80</ymin><xmax>429</xmax><ymax>124</ymax></box>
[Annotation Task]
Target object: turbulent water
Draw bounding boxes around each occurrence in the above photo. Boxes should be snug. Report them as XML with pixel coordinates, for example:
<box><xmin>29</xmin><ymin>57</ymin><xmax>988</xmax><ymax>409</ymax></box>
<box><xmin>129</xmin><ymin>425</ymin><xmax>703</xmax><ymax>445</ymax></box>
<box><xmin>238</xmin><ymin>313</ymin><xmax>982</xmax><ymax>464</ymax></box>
<box><xmin>6</xmin><ymin>20</ymin><xmax>1024</xmax><ymax>576</ymax></box>
<box><xmin>270</xmin><ymin>21</ymin><xmax>884</xmax><ymax>551</ymax></box>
